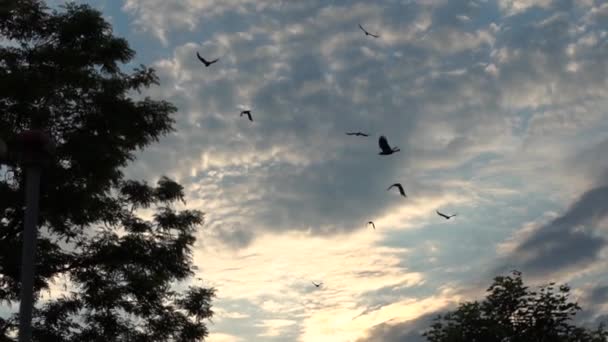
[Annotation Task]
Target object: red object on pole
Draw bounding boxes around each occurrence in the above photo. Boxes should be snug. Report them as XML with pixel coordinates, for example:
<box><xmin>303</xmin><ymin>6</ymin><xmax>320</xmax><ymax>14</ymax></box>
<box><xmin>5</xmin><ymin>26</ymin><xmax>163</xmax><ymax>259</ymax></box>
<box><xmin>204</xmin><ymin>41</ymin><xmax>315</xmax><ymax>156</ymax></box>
<box><xmin>14</xmin><ymin>130</ymin><xmax>54</xmax><ymax>166</ymax></box>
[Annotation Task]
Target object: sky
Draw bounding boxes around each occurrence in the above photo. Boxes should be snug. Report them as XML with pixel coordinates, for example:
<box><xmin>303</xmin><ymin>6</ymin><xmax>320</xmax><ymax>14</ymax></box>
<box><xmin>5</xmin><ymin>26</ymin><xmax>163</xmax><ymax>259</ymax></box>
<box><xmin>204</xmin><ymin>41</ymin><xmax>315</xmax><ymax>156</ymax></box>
<box><xmin>35</xmin><ymin>0</ymin><xmax>608</xmax><ymax>341</ymax></box>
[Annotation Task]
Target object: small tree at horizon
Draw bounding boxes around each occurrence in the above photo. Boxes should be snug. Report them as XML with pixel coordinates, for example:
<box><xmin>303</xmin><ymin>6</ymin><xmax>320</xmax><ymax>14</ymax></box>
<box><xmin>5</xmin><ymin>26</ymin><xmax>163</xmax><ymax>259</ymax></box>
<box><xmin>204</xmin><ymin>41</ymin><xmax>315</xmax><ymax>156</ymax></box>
<box><xmin>0</xmin><ymin>1</ymin><xmax>215</xmax><ymax>340</ymax></box>
<box><xmin>423</xmin><ymin>270</ymin><xmax>608</xmax><ymax>342</ymax></box>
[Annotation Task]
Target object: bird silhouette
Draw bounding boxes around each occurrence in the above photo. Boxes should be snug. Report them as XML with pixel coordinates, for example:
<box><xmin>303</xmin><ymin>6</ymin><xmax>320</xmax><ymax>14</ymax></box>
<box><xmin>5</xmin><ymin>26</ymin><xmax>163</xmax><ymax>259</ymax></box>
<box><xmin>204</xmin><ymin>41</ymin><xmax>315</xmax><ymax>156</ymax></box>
<box><xmin>367</xmin><ymin>221</ymin><xmax>376</xmax><ymax>229</ymax></box>
<box><xmin>378</xmin><ymin>136</ymin><xmax>400</xmax><ymax>155</ymax></box>
<box><xmin>196</xmin><ymin>52</ymin><xmax>219</xmax><ymax>67</ymax></box>
<box><xmin>359</xmin><ymin>24</ymin><xmax>380</xmax><ymax>38</ymax></box>
<box><xmin>436</xmin><ymin>210</ymin><xmax>457</xmax><ymax>219</ymax></box>
<box><xmin>387</xmin><ymin>183</ymin><xmax>407</xmax><ymax>197</ymax></box>
<box><xmin>240</xmin><ymin>110</ymin><xmax>253</xmax><ymax>121</ymax></box>
<box><xmin>346</xmin><ymin>132</ymin><xmax>369</xmax><ymax>137</ymax></box>
<box><xmin>312</xmin><ymin>281</ymin><xmax>323</xmax><ymax>288</ymax></box>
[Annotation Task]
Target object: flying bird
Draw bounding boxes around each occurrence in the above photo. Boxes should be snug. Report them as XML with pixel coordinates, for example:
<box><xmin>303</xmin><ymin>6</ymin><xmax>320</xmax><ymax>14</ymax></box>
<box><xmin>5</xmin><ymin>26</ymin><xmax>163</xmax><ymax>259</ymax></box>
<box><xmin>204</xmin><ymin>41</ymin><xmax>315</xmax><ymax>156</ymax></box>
<box><xmin>240</xmin><ymin>110</ymin><xmax>253</xmax><ymax>121</ymax></box>
<box><xmin>346</xmin><ymin>132</ymin><xmax>369</xmax><ymax>137</ymax></box>
<box><xmin>312</xmin><ymin>281</ymin><xmax>323</xmax><ymax>288</ymax></box>
<box><xmin>359</xmin><ymin>24</ymin><xmax>380</xmax><ymax>38</ymax></box>
<box><xmin>436</xmin><ymin>210</ymin><xmax>457</xmax><ymax>220</ymax></box>
<box><xmin>378</xmin><ymin>136</ymin><xmax>400</xmax><ymax>155</ymax></box>
<box><xmin>196</xmin><ymin>52</ymin><xmax>219</xmax><ymax>67</ymax></box>
<box><xmin>387</xmin><ymin>183</ymin><xmax>407</xmax><ymax>197</ymax></box>
<box><xmin>367</xmin><ymin>221</ymin><xmax>376</xmax><ymax>229</ymax></box>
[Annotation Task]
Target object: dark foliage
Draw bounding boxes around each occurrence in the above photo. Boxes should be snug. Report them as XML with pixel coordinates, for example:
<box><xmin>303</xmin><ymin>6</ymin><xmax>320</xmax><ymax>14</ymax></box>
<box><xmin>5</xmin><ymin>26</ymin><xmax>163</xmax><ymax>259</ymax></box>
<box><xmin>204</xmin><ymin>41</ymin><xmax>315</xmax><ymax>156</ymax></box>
<box><xmin>423</xmin><ymin>271</ymin><xmax>608</xmax><ymax>342</ymax></box>
<box><xmin>0</xmin><ymin>1</ymin><xmax>214</xmax><ymax>340</ymax></box>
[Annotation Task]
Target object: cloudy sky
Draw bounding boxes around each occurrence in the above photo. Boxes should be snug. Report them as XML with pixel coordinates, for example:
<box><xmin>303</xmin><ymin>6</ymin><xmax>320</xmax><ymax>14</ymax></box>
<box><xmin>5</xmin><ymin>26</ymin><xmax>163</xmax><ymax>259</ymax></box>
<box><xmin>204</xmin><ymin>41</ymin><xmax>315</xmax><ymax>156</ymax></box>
<box><xmin>45</xmin><ymin>0</ymin><xmax>608</xmax><ymax>341</ymax></box>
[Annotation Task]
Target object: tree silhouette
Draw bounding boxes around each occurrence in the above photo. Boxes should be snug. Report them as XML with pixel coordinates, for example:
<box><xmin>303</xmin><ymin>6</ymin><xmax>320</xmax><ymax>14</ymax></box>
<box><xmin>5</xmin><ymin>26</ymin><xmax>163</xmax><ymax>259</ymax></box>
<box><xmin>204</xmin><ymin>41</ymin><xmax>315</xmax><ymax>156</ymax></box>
<box><xmin>423</xmin><ymin>271</ymin><xmax>608</xmax><ymax>342</ymax></box>
<box><xmin>0</xmin><ymin>1</ymin><xmax>214</xmax><ymax>340</ymax></box>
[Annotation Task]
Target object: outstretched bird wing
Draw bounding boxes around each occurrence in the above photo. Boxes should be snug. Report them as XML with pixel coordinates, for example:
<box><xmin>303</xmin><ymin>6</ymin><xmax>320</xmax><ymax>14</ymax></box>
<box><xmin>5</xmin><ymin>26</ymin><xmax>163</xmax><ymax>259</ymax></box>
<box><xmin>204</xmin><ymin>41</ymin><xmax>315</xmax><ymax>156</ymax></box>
<box><xmin>388</xmin><ymin>183</ymin><xmax>406</xmax><ymax>196</ymax></box>
<box><xmin>197</xmin><ymin>52</ymin><xmax>219</xmax><ymax>66</ymax></box>
<box><xmin>359</xmin><ymin>24</ymin><xmax>379</xmax><ymax>37</ymax></box>
<box><xmin>397</xmin><ymin>184</ymin><xmax>406</xmax><ymax>196</ymax></box>
<box><xmin>436</xmin><ymin>210</ymin><xmax>449</xmax><ymax>219</ymax></box>
<box><xmin>368</xmin><ymin>221</ymin><xmax>375</xmax><ymax>229</ymax></box>
<box><xmin>240</xmin><ymin>111</ymin><xmax>253</xmax><ymax>121</ymax></box>
<box><xmin>196</xmin><ymin>52</ymin><xmax>207</xmax><ymax>64</ymax></box>
<box><xmin>379</xmin><ymin>136</ymin><xmax>391</xmax><ymax>152</ymax></box>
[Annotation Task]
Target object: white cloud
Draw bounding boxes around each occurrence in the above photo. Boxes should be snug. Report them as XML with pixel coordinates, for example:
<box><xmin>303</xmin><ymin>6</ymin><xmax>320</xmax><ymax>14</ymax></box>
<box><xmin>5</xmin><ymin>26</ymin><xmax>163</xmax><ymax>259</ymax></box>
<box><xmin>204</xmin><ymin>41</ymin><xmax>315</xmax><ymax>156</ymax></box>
<box><xmin>256</xmin><ymin>319</ymin><xmax>297</xmax><ymax>337</ymax></box>
<box><xmin>121</xmin><ymin>0</ymin><xmax>285</xmax><ymax>45</ymax></box>
<box><xmin>498</xmin><ymin>0</ymin><xmax>553</xmax><ymax>16</ymax></box>
<box><xmin>214</xmin><ymin>308</ymin><xmax>251</xmax><ymax>320</ymax></box>
<box><xmin>112</xmin><ymin>0</ymin><xmax>608</xmax><ymax>340</ymax></box>
<box><xmin>302</xmin><ymin>288</ymin><xmax>461</xmax><ymax>342</ymax></box>
<box><xmin>207</xmin><ymin>332</ymin><xmax>246</xmax><ymax>342</ymax></box>
<box><xmin>419</xmin><ymin>28</ymin><xmax>495</xmax><ymax>54</ymax></box>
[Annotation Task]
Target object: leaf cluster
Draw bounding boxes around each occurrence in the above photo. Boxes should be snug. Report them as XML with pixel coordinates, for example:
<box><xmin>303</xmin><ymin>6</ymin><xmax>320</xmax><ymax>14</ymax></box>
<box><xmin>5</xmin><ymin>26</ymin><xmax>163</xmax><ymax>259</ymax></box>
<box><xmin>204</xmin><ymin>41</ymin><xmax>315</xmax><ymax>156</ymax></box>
<box><xmin>1</xmin><ymin>1</ymin><xmax>215</xmax><ymax>340</ymax></box>
<box><xmin>423</xmin><ymin>271</ymin><xmax>608</xmax><ymax>342</ymax></box>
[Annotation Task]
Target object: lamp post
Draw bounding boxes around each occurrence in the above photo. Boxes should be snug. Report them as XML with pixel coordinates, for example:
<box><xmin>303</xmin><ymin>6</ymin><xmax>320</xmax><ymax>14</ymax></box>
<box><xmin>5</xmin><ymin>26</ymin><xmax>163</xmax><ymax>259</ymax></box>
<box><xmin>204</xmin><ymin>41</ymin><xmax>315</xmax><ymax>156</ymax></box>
<box><xmin>0</xmin><ymin>138</ymin><xmax>6</xmax><ymax>161</ymax></box>
<box><xmin>1</xmin><ymin>131</ymin><xmax>54</xmax><ymax>342</ymax></box>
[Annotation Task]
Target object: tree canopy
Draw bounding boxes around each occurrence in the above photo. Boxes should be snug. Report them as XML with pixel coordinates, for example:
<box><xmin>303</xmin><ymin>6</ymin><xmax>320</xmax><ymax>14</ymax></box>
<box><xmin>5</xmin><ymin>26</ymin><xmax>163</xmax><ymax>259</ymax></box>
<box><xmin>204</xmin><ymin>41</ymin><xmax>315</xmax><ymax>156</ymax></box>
<box><xmin>0</xmin><ymin>1</ymin><xmax>214</xmax><ymax>340</ymax></box>
<box><xmin>423</xmin><ymin>271</ymin><xmax>608</xmax><ymax>342</ymax></box>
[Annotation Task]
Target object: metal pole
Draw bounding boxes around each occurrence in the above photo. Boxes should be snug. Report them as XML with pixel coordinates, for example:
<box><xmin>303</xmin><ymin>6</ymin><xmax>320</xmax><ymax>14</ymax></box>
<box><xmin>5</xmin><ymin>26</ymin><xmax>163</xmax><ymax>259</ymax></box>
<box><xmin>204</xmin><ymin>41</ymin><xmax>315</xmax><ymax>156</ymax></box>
<box><xmin>18</xmin><ymin>165</ymin><xmax>42</xmax><ymax>342</ymax></box>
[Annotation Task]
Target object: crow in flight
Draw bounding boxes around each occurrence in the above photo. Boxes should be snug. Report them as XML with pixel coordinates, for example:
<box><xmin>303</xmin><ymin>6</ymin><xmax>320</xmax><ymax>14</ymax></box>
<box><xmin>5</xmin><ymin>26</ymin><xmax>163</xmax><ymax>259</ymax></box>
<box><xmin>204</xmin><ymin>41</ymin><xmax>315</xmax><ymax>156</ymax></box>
<box><xmin>378</xmin><ymin>136</ymin><xmax>400</xmax><ymax>155</ymax></box>
<box><xmin>367</xmin><ymin>221</ymin><xmax>376</xmax><ymax>229</ymax></box>
<box><xmin>312</xmin><ymin>281</ymin><xmax>323</xmax><ymax>288</ymax></box>
<box><xmin>387</xmin><ymin>183</ymin><xmax>407</xmax><ymax>197</ymax></box>
<box><xmin>359</xmin><ymin>24</ymin><xmax>380</xmax><ymax>38</ymax></box>
<box><xmin>346</xmin><ymin>132</ymin><xmax>369</xmax><ymax>137</ymax></box>
<box><xmin>436</xmin><ymin>210</ymin><xmax>457</xmax><ymax>219</ymax></box>
<box><xmin>196</xmin><ymin>52</ymin><xmax>219</xmax><ymax>67</ymax></box>
<box><xmin>240</xmin><ymin>110</ymin><xmax>253</xmax><ymax>121</ymax></box>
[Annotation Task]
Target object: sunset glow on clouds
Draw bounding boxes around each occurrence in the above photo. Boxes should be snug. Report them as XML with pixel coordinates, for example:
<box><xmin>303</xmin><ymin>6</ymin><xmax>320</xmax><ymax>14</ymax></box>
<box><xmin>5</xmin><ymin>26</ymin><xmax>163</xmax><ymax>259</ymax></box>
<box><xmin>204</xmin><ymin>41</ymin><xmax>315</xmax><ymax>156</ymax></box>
<box><xmin>39</xmin><ymin>0</ymin><xmax>608</xmax><ymax>340</ymax></box>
